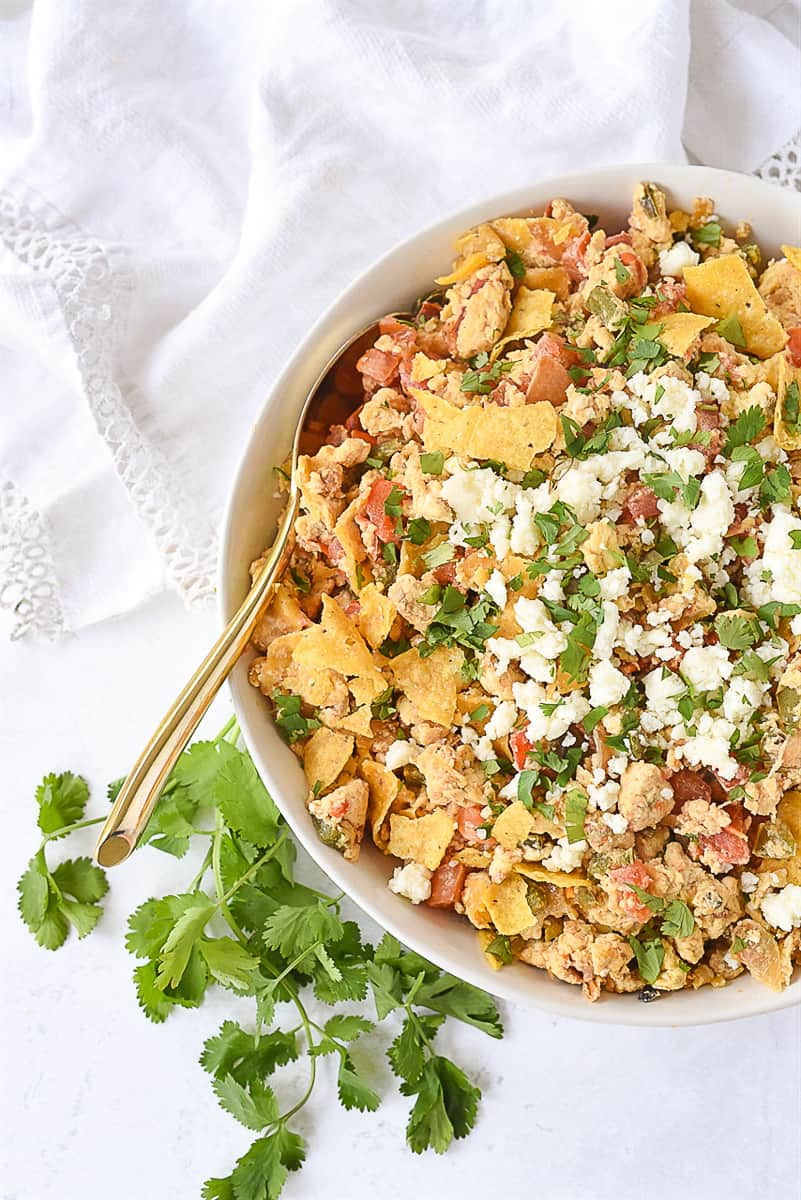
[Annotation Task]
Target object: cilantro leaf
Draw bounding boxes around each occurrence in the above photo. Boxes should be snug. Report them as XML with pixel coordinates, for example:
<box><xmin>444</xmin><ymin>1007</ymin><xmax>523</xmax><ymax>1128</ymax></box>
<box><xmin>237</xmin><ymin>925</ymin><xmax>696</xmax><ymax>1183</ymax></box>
<box><xmin>36</xmin><ymin>772</ymin><xmax>89</xmax><ymax>838</ymax></box>
<box><xmin>404</xmin><ymin>1056</ymin><xmax>480</xmax><ymax>1154</ymax></box>
<box><xmin>337</xmin><ymin>1054</ymin><xmax>381</xmax><ymax>1112</ymax></box>
<box><xmin>660</xmin><ymin>899</ymin><xmax>695</xmax><ymax>939</ymax></box>
<box><xmin>133</xmin><ymin>961</ymin><xmax>175</xmax><ymax>1023</ymax></box>
<box><xmin>412</xmin><ymin>973</ymin><xmax>503</xmax><ymax>1038</ymax></box>
<box><xmin>628</xmin><ymin>934</ymin><xmax>665</xmax><ymax>984</ymax></box>
<box><xmin>564</xmin><ymin>788</ymin><xmax>588</xmax><ymax>844</ymax></box>
<box><xmin>324</xmin><ymin>1014</ymin><xmax>375</xmax><ymax>1041</ymax></box>
<box><xmin>212</xmin><ymin>744</ymin><xmax>280</xmax><ymax>848</ymax></box>
<box><xmin>716</xmin><ymin>313</ymin><xmax>745</xmax><ymax>347</ymax></box>
<box><xmin>715</xmin><ymin>611</ymin><xmax>761</xmax><ymax>650</ymax></box>
<box><xmin>388</xmin><ymin>1015</ymin><xmax>443</xmax><ymax>1084</ymax></box>
<box><xmin>218</xmin><ymin>1126</ymin><xmax>305</xmax><ymax>1200</ymax></box>
<box><xmin>199</xmin><ymin>938</ymin><xmax>260</xmax><ymax>991</ymax></box>
<box><xmin>724</xmin><ymin>406</ymin><xmax>765</xmax><ymax>453</ymax></box>
<box><xmin>156</xmin><ymin>896</ymin><xmax>216</xmax><ymax>990</ymax></box>
<box><xmin>212</xmin><ymin>1075</ymin><xmax>278</xmax><ymax>1131</ymax></box>
<box><xmin>262</xmin><ymin>900</ymin><xmax>344</xmax><ymax>960</ymax></box>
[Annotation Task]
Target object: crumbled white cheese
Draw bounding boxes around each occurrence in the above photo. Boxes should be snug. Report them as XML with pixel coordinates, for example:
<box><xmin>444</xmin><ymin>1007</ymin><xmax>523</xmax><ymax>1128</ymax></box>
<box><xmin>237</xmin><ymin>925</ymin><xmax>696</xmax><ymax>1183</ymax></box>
<box><xmin>593</xmin><ymin>600</ymin><xmax>620</xmax><ymax>661</ymax></box>
<box><xmin>512</xmin><ymin>683</ymin><xmax>589</xmax><ymax>742</ymax></box>
<box><xmin>441</xmin><ymin>463</ymin><xmax>516</xmax><ymax>525</ymax></box>
<box><xmin>640</xmin><ymin>668</ymin><xmax>684</xmax><ymax>733</ymax></box>
<box><xmin>722</xmin><ymin>676</ymin><xmax>769</xmax><ymax>728</ymax></box>
<box><xmin>601</xmin><ymin>812</ymin><xmax>629</xmax><ymax>835</ymax></box>
<box><xmin>514</xmin><ymin>597</ymin><xmax>567</xmax><ymax>660</ymax></box>
<box><xmin>485</xmin><ymin>569</ymin><xmax>508</xmax><ymax>610</ymax></box>
<box><xmin>542</xmin><ymin>837</ymin><xmax>587</xmax><ymax>873</ymax></box>
<box><xmin>650</xmin><ymin>375</ymin><xmax>700</xmax><ymax>433</ymax></box>
<box><xmin>607</xmin><ymin>755</ymin><xmax>628</xmax><ymax>777</ymax></box>
<box><xmin>588</xmin><ymin>779</ymin><xmax>621</xmax><ymax>812</ymax></box>
<box><xmin>388</xmin><ymin>862</ymin><xmax>432</xmax><ymax>904</ymax></box>
<box><xmin>675</xmin><ymin>711</ymin><xmax>739</xmax><ymax>778</ymax></box>
<box><xmin>658</xmin><ymin>240</ymin><xmax>700</xmax><ymax>277</ymax></box>
<box><xmin>740</xmin><ymin>871</ymin><xmax>759</xmax><ymax>894</ymax></box>
<box><xmin>742</xmin><ymin>508</ymin><xmax>801</xmax><ymax>608</ymax></box>
<box><xmin>384</xmin><ymin>741</ymin><xmax>419</xmax><ymax>772</ymax></box>
<box><xmin>760</xmin><ymin>884</ymin><xmax>801</xmax><ymax>933</ymax></box>
<box><xmin>680</xmin><ymin>644</ymin><xmax>733</xmax><ymax>692</ymax></box>
<box><xmin>588</xmin><ymin>660</ymin><xmax>630</xmax><ymax>708</ymax></box>
<box><xmin>659</xmin><ymin>469</ymin><xmax>735</xmax><ymax>564</ymax></box>
<box><xmin>598</xmin><ymin>565</ymin><xmax>632</xmax><ymax>600</ymax></box>
<box><xmin>484</xmin><ymin>700</ymin><xmax>517</xmax><ymax>741</ymax></box>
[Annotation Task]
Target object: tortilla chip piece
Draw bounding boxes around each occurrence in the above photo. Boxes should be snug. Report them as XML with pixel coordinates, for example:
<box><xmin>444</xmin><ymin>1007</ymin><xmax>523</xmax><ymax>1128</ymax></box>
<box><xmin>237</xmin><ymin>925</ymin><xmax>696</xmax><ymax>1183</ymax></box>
<box><xmin>657</xmin><ymin>312</ymin><xmax>715</xmax><ymax>358</ymax></box>
<box><xmin>249</xmin><ymin>631</ymin><xmax>346</xmax><ymax>710</ymax></box>
<box><xmin>435</xmin><ymin>251</ymin><xmax>490</xmax><ymax>286</ymax></box>
<box><xmin>357</xmin><ymin>583</ymin><xmax>396</xmax><ymax>649</ymax></box>
<box><xmin>388</xmin><ymin>644</ymin><xmax>464</xmax><ymax>727</ymax></box>
<box><xmin>491</xmin><ymin>288</ymin><xmax>555</xmax><ymax>359</ymax></box>
<box><xmin>333</xmin><ymin>496</ymin><xmax>370</xmax><ymax>592</ymax></box>
<box><xmin>419</xmin><ymin>393</ymin><xmax>558</xmax><ymax>471</ymax></box>
<box><xmin>491</xmin><ymin>217</ymin><xmax>534</xmax><ymax>257</ymax></box>
<box><xmin>514</xmin><ymin>863</ymin><xmax>587</xmax><ymax>888</ymax></box>
<box><xmin>525</xmin><ymin>265</ymin><xmax>571</xmax><ymax>301</ymax></box>
<box><xmin>294</xmin><ymin>595</ymin><xmax>386</xmax><ymax>698</ymax></box>
<box><xmin>758</xmin><ymin>791</ymin><xmax>801</xmax><ymax>886</ymax></box>
<box><xmin>361</xmin><ymin>758</ymin><xmax>400</xmax><ymax>847</ymax></box>
<box><xmin>388</xmin><ymin>810</ymin><xmax>455</xmax><ymax>870</ymax></box>
<box><xmin>453</xmin><ymin>848</ymin><xmax>493</xmax><ymax>869</ymax></box>
<box><xmin>454</xmin><ymin>223</ymin><xmax>506</xmax><ymax>263</ymax></box>
<box><xmin>781</xmin><ymin>245</ymin><xmax>801</xmax><ymax>273</ymax></box>
<box><xmin>485</xmin><ymin>874</ymin><xmax>534</xmax><ymax>936</ymax></box>
<box><xmin>774</xmin><ymin>357</ymin><xmax>801</xmax><ymax>452</ymax></box>
<box><xmin>334</xmin><ymin>706</ymin><xmax>374</xmax><ymax>737</ymax></box>
<box><xmin>303</xmin><ymin>727</ymin><xmax>354</xmax><ymax>790</ymax></box>
<box><xmin>410</xmin><ymin>352</ymin><xmax>448</xmax><ymax>384</ymax></box>
<box><xmin>683</xmin><ymin>254</ymin><xmax>787</xmax><ymax>359</ymax></box>
<box><xmin>492</xmin><ymin>802</ymin><xmax>535</xmax><ymax>850</ymax></box>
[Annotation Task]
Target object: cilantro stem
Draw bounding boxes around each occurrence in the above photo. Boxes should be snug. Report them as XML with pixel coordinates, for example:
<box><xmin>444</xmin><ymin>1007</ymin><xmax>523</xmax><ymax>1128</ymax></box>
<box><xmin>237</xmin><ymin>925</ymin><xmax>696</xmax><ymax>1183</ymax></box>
<box><xmin>217</xmin><ymin>833</ymin><xmax>290</xmax><ymax>906</ymax></box>
<box><xmin>278</xmin><ymin>994</ymin><xmax>318</xmax><ymax>1124</ymax></box>
<box><xmin>214</xmin><ymin>715</ymin><xmax>238</xmax><ymax>743</ymax></box>
<box><xmin>188</xmin><ymin>845</ymin><xmax>213</xmax><ymax>892</ymax></box>
<box><xmin>212</xmin><ymin>809</ymin><xmax>247</xmax><ymax>945</ymax></box>
<box><xmin>40</xmin><ymin>815</ymin><xmax>105</xmax><ymax>845</ymax></box>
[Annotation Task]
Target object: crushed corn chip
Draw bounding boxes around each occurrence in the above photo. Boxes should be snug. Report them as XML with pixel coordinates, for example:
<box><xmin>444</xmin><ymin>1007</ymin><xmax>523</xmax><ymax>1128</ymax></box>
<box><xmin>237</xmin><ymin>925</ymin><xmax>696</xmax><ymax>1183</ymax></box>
<box><xmin>387</xmin><ymin>644</ymin><xmax>464</xmax><ymax>727</ymax></box>
<box><xmin>514</xmin><ymin>863</ymin><xmax>587</xmax><ymax>888</ymax></box>
<box><xmin>492</xmin><ymin>802</ymin><xmax>535</xmax><ymax>849</ymax></box>
<box><xmin>361</xmin><ymin>758</ymin><xmax>400</xmax><ymax>848</ymax></box>
<box><xmin>388</xmin><ymin>810</ymin><xmax>455</xmax><ymax>870</ymax></box>
<box><xmin>357</xmin><ymin>583</ymin><xmax>397</xmax><ymax>649</ymax></box>
<box><xmin>303</xmin><ymin>727</ymin><xmax>354</xmax><ymax>790</ymax></box>
<box><xmin>657</xmin><ymin>312</ymin><xmax>715</xmax><ymax>357</ymax></box>
<box><xmin>435</xmin><ymin>252</ymin><xmax>490</xmax><ymax>286</ymax></box>
<box><xmin>485</xmin><ymin>874</ymin><xmax>534</xmax><ymax>936</ymax></box>
<box><xmin>293</xmin><ymin>595</ymin><xmax>386</xmax><ymax>698</ymax></box>
<box><xmin>420</xmin><ymin>393</ymin><xmax>558</xmax><ymax>470</ymax></box>
<box><xmin>781</xmin><ymin>245</ymin><xmax>801</xmax><ymax>272</ymax></box>
<box><xmin>683</xmin><ymin>254</ymin><xmax>787</xmax><ymax>359</ymax></box>
<box><xmin>491</xmin><ymin>287</ymin><xmax>555</xmax><ymax>359</ymax></box>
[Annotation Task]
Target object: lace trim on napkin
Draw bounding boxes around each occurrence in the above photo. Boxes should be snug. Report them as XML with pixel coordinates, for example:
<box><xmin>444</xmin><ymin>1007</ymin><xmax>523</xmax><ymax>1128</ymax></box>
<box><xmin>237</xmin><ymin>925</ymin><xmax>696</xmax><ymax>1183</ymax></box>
<box><xmin>0</xmin><ymin>185</ymin><xmax>218</xmax><ymax>638</ymax></box>
<box><xmin>0</xmin><ymin>477</ymin><xmax>65</xmax><ymax>640</ymax></box>
<box><xmin>755</xmin><ymin>130</ymin><xmax>801</xmax><ymax>191</ymax></box>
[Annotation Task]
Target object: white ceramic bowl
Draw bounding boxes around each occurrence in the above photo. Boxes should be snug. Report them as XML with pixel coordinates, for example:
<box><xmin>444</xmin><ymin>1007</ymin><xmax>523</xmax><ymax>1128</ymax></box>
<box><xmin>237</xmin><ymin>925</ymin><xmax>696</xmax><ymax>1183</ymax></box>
<box><xmin>220</xmin><ymin>163</ymin><xmax>801</xmax><ymax>1026</ymax></box>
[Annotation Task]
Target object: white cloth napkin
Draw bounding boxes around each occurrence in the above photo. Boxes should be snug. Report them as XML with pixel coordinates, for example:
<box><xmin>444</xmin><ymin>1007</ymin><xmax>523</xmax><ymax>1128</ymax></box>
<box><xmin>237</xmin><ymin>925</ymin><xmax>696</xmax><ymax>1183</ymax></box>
<box><xmin>1</xmin><ymin>0</ymin><xmax>799</xmax><ymax>638</ymax></box>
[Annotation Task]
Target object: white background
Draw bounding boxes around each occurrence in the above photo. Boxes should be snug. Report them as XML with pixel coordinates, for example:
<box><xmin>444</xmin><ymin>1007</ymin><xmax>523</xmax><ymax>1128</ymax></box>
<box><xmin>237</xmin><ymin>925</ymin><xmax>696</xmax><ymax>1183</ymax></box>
<box><xmin>2</xmin><ymin>595</ymin><xmax>800</xmax><ymax>1200</ymax></box>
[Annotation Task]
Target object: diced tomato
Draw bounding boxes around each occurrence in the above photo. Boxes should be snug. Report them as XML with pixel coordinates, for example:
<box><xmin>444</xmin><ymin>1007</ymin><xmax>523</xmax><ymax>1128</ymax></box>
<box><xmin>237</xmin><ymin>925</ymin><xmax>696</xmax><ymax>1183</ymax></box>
<box><xmin>699</xmin><ymin>827</ymin><xmax>751</xmax><ymax>868</ymax></box>
<box><xmin>509</xmin><ymin>728</ymin><xmax>534</xmax><ymax>771</ymax></box>
<box><xmin>605</xmin><ymin>232</ymin><xmax>633</xmax><ymax>248</ymax></box>
<box><xmin>427</xmin><ymin>860</ymin><xmax>467</xmax><ymax>909</ymax></box>
<box><xmin>560</xmin><ymin>231</ymin><xmax>591</xmax><ymax>282</ymax></box>
<box><xmin>348</xmin><ymin>429</ymin><xmax>377</xmax><ymax>446</ymax></box>
<box><xmin>620</xmin><ymin>484</ymin><xmax>659</xmax><ymax>524</ymax></box>
<box><xmin>670</xmin><ymin>769</ymin><xmax>712</xmax><ymax>808</ymax></box>
<box><xmin>525</xmin><ymin>353</ymin><xmax>570</xmax><ymax>406</ymax></box>
<box><xmin>608</xmin><ymin>862</ymin><xmax>655</xmax><ymax>923</ymax></box>
<box><xmin>356</xmin><ymin>347</ymin><xmax>400</xmax><ymax>388</ymax></box>
<box><xmin>417</xmin><ymin>300</ymin><xmax>442</xmax><ymax>322</ymax></box>
<box><xmin>693</xmin><ymin>407</ymin><xmax>724</xmax><ymax>463</ymax></box>
<box><xmin>652</xmin><ymin>278</ymin><xmax>687</xmax><ymax>317</ymax></box>
<box><xmin>363</xmin><ymin>478</ymin><xmax>405</xmax><ymax>544</ymax></box>
<box><xmin>432</xmin><ymin>558</ymin><xmax>459</xmax><ymax>586</ymax></box>
<box><xmin>379</xmin><ymin>316</ymin><xmax>418</xmax><ymax>347</ymax></box>
<box><xmin>534</xmin><ymin>332</ymin><xmax>579</xmax><ymax>368</ymax></box>
<box><xmin>787</xmin><ymin>327</ymin><xmax>801</xmax><ymax>368</ymax></box>
<box><xmin>615</xmin><ymin>248</ymin><xmax>648</xmax><ymax>294</ymax></box>
<box><xmin>456</xmin><ymin>803</ymin><xmax>486</xmax><ymax>844</ymax></box>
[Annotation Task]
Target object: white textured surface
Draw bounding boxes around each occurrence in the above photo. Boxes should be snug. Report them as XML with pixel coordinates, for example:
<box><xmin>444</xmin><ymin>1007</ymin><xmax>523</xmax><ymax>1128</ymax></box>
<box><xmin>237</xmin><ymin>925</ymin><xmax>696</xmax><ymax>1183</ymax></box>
<box><xmin>2</xmin><ymin>597</ymin><xmax>801</xmax><ymax>1200</ymax></box>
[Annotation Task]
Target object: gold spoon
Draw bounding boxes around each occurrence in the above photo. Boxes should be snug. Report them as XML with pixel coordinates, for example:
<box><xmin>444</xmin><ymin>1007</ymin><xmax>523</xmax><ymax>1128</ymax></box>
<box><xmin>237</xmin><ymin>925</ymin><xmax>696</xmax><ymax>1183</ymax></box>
<box><xmin>95</xmin><ymin>315</ymin><xmax>402</xmax><ymax>867</ymax></box>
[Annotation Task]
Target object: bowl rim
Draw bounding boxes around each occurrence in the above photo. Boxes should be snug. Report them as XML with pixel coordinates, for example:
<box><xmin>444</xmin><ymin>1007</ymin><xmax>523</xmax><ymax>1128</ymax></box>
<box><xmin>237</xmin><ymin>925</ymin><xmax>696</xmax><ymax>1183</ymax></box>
<box><xmin>219</xmin><ymin>162</ymin><xmax>801</xmax><ymax>1027</ymax></box>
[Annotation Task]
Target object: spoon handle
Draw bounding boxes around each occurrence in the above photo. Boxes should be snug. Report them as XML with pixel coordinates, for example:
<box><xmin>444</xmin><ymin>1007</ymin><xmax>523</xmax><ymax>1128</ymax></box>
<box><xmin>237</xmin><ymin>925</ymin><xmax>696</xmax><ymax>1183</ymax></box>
<box><xmin>94</xmin><ymin>495</ymin><xmax>299</xmax><ymax>867</ymax></box>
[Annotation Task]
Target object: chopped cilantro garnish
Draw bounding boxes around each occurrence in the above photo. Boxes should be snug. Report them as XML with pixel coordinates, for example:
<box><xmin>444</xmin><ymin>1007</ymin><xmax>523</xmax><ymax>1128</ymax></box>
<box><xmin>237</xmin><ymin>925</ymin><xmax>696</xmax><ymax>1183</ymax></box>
<box><xmin>406</xmin><ymin>517</ymin><xmax>432</xmax><ymax>546</ymax></box>
<box><xmin>272</xmin><ymin>692</ymin><xmax>321</xmax><ymax>744</ymax></box>
<box><xmin>582</xmin><ymin>706</ymin><xmax>608</xmax><ymax>735</ymax></box>
<box><xmin>461</xmin><ymin>359</ymin><xmax>514</xmax><ymax>394</ymax></box>
<box><xmin>564</xmin><ymin>789</ymin><xmax>587</xmax><ymax>844</ymax></box>
<box><xmin>371</xmin><ymin>687</ymin><xmax>397</xmax><ymax>720</ymax></box>
<box><xmin>505</xmin><ymin>250</ymin><xmax>526</xmax><ymax>280</ymax></box>
<box><xmin>716</xmin><ymin>313</ymin><xmax>745</xmax><ymax>348</ymax></box>
<box><xmin>419</xmin><ymin>587</ymin><xmax>499</xmax><ymax>658</ymax></box>
<box><xmin>783</xmin><ymin>379</ymin><xmax>800</xmax><ymax>435</ymax></box>
<box><xmin>724</xmin><ymin>406</ymin><xmax>765</xmax><ymax>453</ymax></box>
<box><xmin>613</xmin><ymin>258</ymin><xmax>631</xmax><ymax>285</ymax></box>
<box><xmin>469</xmin><ymin>704</ymin><xmax>490</xmax><ymax>723</ymax></box>
<box><xmin>628</xmin><ymin>934</ymin><xmax>664</xmax><ymax>985</ymax></box>
<box><xmin>422</xmin><ymin>542</ymin><xmax>455</xmax><ymax>570</ymax></box>
<box><xmin>289</xmin><ymin>567</ymin><xmax>311</xmax><ymax>594</ymax></box>
<box><xmin>715</xmin><ymin>611</ymin><xmax>761</xmax><ymax>650</ymax></box>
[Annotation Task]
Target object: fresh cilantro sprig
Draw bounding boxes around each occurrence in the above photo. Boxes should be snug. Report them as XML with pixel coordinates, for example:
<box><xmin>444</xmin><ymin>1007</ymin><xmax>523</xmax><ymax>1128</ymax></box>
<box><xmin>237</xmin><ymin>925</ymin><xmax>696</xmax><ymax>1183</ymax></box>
<box><xmin>17</xmin><ymin>721</ymin><xmax>503</xmax><ymax>1199</ymax></box>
